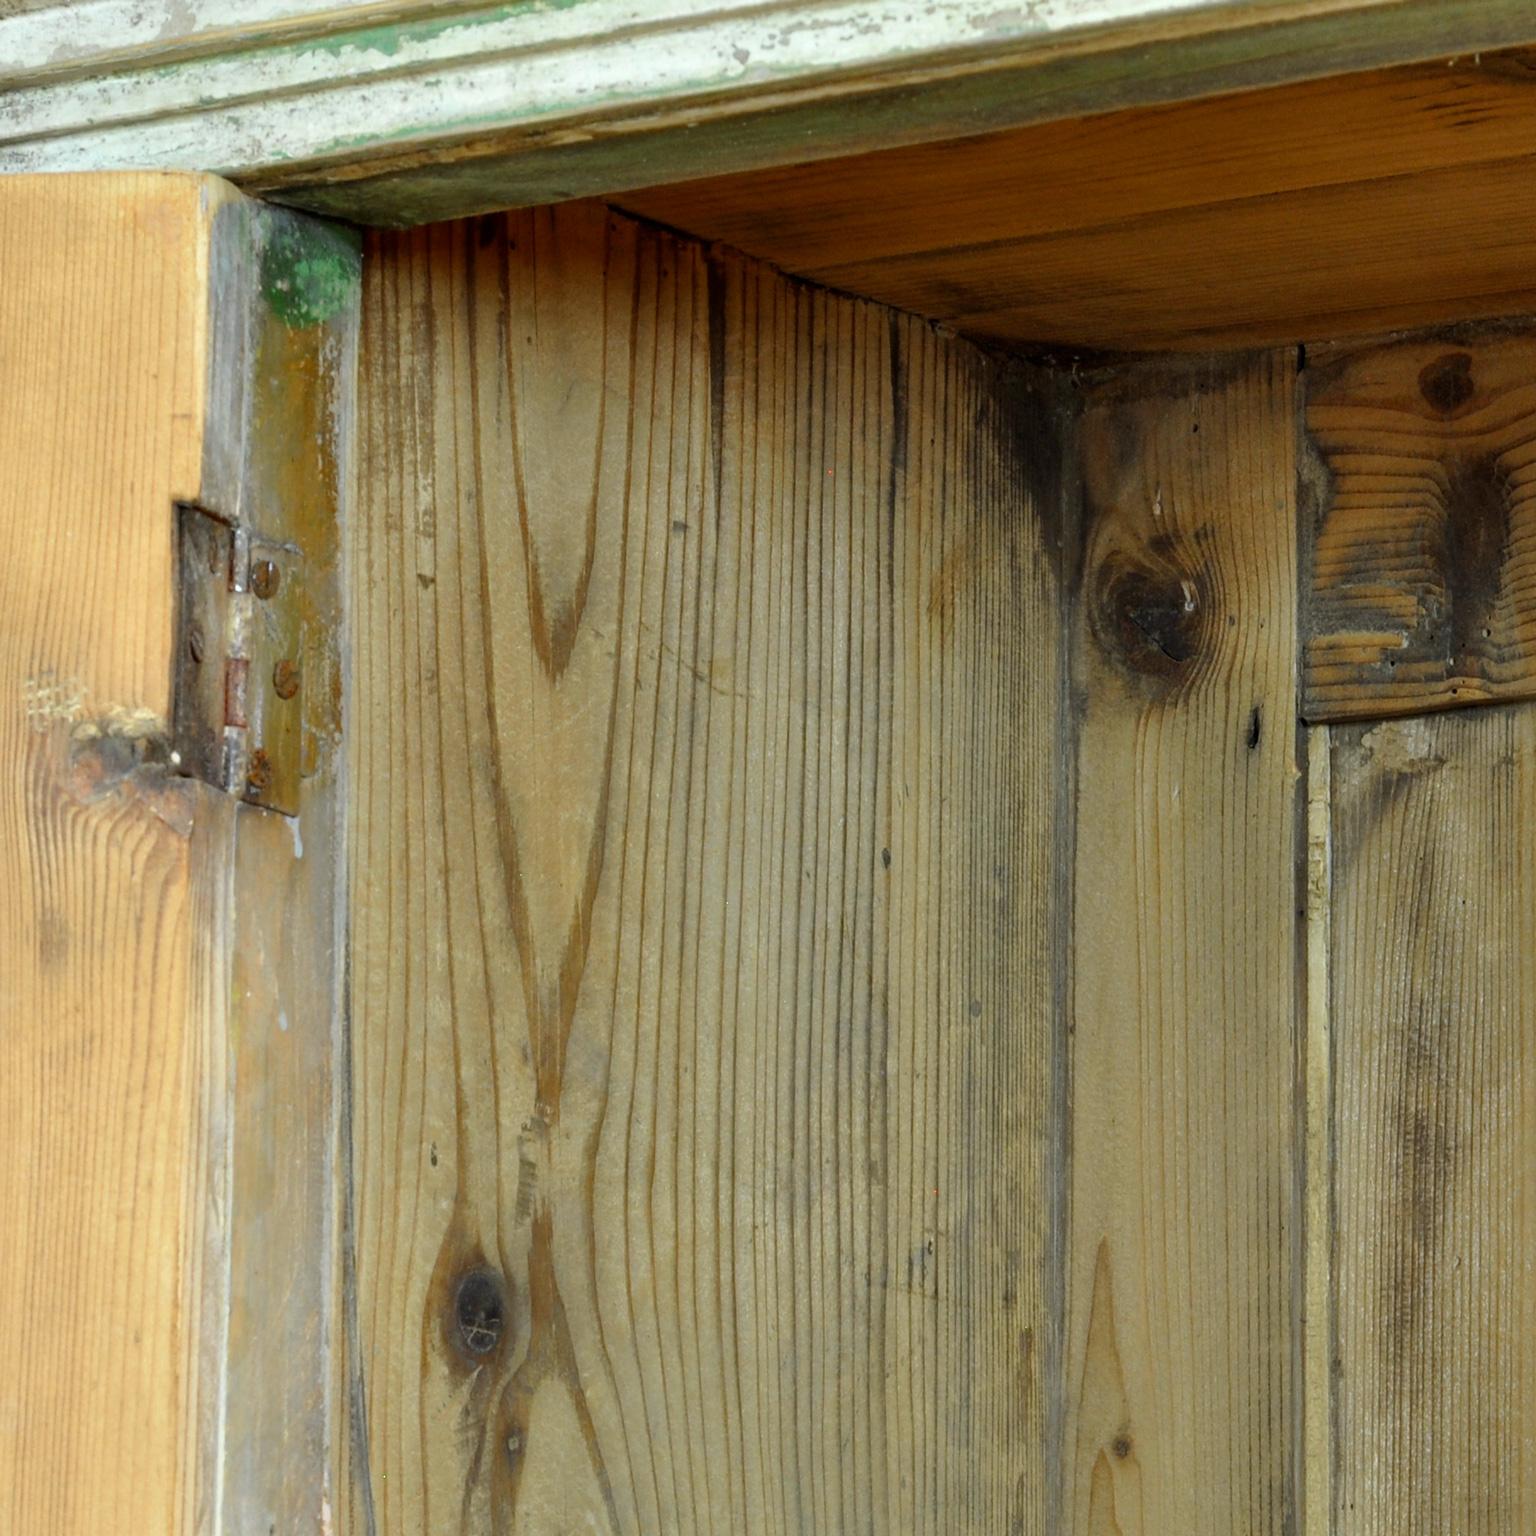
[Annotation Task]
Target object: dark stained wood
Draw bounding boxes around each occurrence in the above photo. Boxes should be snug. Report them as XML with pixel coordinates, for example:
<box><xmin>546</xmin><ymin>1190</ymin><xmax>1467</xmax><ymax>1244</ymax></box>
<box><xmin>1330</xmin><ymin>707</ymin><xmax>1536</xmax><ymax>1532</ymax></box>
<box><xmin>1303</xmin><ymin>329</ymin><xmax>1536</xmax><ymax>721</ymax></box>
<box><xmin>345</xmin><ymin>201</ymin><xmax>1070</xmax><ymax>1535</ymax></box>
<box><xmin>617</xmin><ymin>50</ymin><xmax>1536</xmax><ymax>352</ymax></box>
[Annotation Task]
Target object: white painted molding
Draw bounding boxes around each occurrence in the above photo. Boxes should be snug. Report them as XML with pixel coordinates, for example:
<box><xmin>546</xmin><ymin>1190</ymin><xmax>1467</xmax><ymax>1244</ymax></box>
<box><xmin>3</xmin><ymin>0</ymin><xmax>1535</xmax><ymax>225</ymax></box>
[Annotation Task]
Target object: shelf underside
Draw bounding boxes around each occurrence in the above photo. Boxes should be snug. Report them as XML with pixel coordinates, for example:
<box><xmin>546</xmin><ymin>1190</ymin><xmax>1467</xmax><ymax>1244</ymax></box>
<box><xmin>619</xmin><ymin>48</ymin><xmax>1536</xmax><ymax>354</ymax></box>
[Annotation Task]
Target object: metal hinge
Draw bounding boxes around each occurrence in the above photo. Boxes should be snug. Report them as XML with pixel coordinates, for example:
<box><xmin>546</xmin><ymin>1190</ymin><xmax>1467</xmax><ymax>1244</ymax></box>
<box><xmin>172</xmin><ymin>501</ymin><xmax>306</xmax><ymax>815</ymax></box>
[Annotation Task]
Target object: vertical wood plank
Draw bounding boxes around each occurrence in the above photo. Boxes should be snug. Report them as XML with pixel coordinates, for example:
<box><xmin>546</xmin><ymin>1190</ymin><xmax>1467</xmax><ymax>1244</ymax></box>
<box><xmin>346</xmin><ymin>204</ymin><xmax>1068</xmax><ymax>1534</ymax></box>
<box><xmin>1067</xmin><ymin>353</ymin><xmax>1300</xmax><ymax>1535</ymax></box>
<box><xmin>1330</xmin><ymin>707</ymin><xmax>1536</xmax><ymax>1533</ymax></box>
<box><xmin>204</xmin><ymin>197</ymin><xmax>361</xmax><ymax>1536</ymax></box>
<box><xmin>0</xmin><ymin>173</ymin><xmax>359</xmax><ymax>1535</ymax></box>
<box><xmin>1303</xmin><ymin>725</ymin><xmax>1334</xmax><ymax>1536</ymax></box>
<box><xmin>0</xmin><ymin>172</ymin><xmax>224</xmax><ymax>1536</ymax></box>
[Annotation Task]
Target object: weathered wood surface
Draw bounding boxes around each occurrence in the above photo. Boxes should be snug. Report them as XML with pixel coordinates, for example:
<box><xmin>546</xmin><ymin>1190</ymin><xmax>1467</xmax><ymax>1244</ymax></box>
<box><xmin>201</xmin><ymin>195</ymin><xmax>361</xmax><ymax>1535</ymax></box>
<box><xmin>1329</xmin><ymin>708</ymin><xmax>1536</xmax><ymax>1533</ymax></box>
<box><xmin>1304</xmin><ymin>330</ymin><xmax>1536</xmax><ymax>722</ymax></box>
<box><xmin>345</xmin><ymin>200</ymin><xmax>1068</xmax><ymax>1533</ymax></box>
<box><xmin>8</xmin><ymin>0</ymin><xmax>1536</xmax><ymax>231</ymax></box>
<box><xmin>1303</xmin><ymin>726</ymin><xmax>1335</xmax><ymax>1536</ymax></box>
<box><xmin>1067</xmin><ymin>354</ymin><xmax>1300</xmax><ymax>1534</ymax></box>
<box><xmin>0</xmin><ymin>172</ymin><xmax>358</xmax><ymax>1535</ymax></box>
<box><xmin>626</xmin><ymin>50</ymin><xmax>1536</xmax><ymax>352</ymax></box>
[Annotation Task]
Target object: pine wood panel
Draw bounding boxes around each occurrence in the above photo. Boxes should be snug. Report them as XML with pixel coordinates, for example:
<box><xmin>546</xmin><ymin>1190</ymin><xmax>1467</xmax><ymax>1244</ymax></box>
<box><xmin>346</xmin><ymin>201</ymin><xmax>1068</xmax><ymax>1533</ymax></box>
<box><xmin>1066</xmin><ymin>354</ymin><xmax>1300</xmax><ymax>1533</ymax></box>
<box><xmin>0</xmin><ymin>172</ymin><xmax>223</xmax><ymax>1535</ymax></box>
<box><xmin>0</xmin><ymin>174</ymin><xmax>361</xmax><ymax>1535</ymax></box>
<box><xmin>618</xmin><ymin>50</ymin><xmax>1536</xmax><ymax>352</ymax></box>
<box><xmin>1303</xmin><ymin>329</ymin><xmax>1536</xmax><ymax>722</ymax></box>
<box><xmin>1329</xmin><ymin>709</ymin><xmax>1536</xmax><ymax>1532</ymax></box>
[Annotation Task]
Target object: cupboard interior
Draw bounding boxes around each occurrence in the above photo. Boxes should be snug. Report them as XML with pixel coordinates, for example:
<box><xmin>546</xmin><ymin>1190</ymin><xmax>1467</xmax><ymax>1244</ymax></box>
<box><xmin>342</xmin><ymin>55</ymin><xmax>1536</xmax><ymax>1532</ymax></box>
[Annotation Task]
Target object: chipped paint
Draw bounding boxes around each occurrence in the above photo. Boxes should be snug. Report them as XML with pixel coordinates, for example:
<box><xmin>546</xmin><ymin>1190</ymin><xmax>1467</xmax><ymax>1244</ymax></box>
<box><xmin>260</xmin><ymin>214</ymin><xmax>361</xmax><ymax>327</ymax></box>
<box><xmin>4</xmin><ymin>0</ymin><xmax>1536</xmax><ymax>225</ymax></box>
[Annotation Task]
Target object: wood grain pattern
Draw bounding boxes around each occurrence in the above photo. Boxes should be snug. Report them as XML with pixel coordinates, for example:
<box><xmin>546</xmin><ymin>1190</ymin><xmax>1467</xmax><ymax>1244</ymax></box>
<box><xmin>1066</xmin><ymin>353</ymin><xmax>1300</xmax><ymax>1534</ymax></box>
<box><xmin>1303</xmin><ymin>330</ymin><xmax>1536</xmax><ymax>722</ymax></box>
<box><xmin>0</xmin><ymin>174</ymin><xmax>360</xmax><ymax>1536</ymax></box>
<box><xmin>346</xmin><ymin>201</ymin><xmax>1068</xmax><ymax>1534</ymax></box>
<box><xmin>619</xmin><ymin>50</ymin><xmax>1536</xmax><ymax>352</ymax></box>
<box><xmin>1303</xmin><ymin>726</ymin><xmax>1334</xmax><ymax>1536</ymax></box>
<box><xmin>0</xmin><ymin>171</ymin><xmax>222</xmax><ymax>1535</ymax></box>
<box><xmin>1329</xmin><ymin>708</ymin><xmax>1536</xmax><ymax>1533</ymax></box>
<box><xmin>202</xmin><ymin>196</ymin><xmax>361</xmax><ymax>1535</ymax></box>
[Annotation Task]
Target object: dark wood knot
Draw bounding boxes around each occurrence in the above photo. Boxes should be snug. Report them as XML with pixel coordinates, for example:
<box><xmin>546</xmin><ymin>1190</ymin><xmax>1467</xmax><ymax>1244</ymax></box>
<box><xmin>1418</xmin><ymin>352</ymin><xmax>1476</xmax><ymax>417</ymax></box>
<box><xmin>1090</xmin><ymin>545</ymin><xmax>1208</xmax><ymax>679</ymax></box>
<box><xmin>453</xmin><ymin>1267</ymin><xmax>510</xmax><ymax>1359</ymax></box>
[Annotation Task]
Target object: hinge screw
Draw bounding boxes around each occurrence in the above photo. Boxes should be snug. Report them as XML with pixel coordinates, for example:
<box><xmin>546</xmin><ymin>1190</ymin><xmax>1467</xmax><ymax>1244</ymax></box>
<box><xmin>246</xmin><ymin>748</ymin><xmax>273</xmax><ymax>797</ymax></box>
<box><xmin>251</xmin><ymin>559</ymin><xmax>280</xmax><ymax>600</ymax></box>
<box><xmin>273</xmin><ymin>658</ymin><xmax>300</xmax><ymax>700</ymax></box>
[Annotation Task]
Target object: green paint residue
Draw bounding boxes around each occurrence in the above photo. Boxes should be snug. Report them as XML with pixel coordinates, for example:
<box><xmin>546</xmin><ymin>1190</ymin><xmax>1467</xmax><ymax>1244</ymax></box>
<box><xmin>293</xmin><ymin>1</ymin><xmax>580</xmax><ymax>61</ymax></box>
<box><xmin>260</xmin><ymin>216</ymin><xmax>361</xmax><ymax>328</ymax></box>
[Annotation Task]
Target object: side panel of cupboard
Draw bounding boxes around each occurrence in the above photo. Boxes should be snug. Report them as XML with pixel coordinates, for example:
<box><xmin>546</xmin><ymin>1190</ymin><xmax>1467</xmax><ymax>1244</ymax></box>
<box><xmin>343</xmin><ymin>206</ymin><xmax>1071</xmax><ymax>1534</ymax></box>
<box><xmin>6</xmin><ymin>174</ymin><xmax>1530</xmax><ymax>1536</ymax></box>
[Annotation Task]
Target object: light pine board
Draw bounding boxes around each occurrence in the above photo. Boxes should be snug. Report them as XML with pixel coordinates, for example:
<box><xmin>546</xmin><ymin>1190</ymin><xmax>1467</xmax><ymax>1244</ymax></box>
<box><xmin>346</xmin><ymin>201</ymin><xmax>1068</xmax><ymax>1533</ymax></box>
<box><xmin>1329</xmin><ymin>708</ymin><xmax>1536</xmax><ymax>1533</ymax></box>
<box><xmin>0</xmin><ymin>173</ymin><xmax>360</xmax><ymax>1536</ymax></box>
<box><xmin>0</xmin><ymin>172</ymin><xmax>225</xmax><ymax>1535</ymax></box>
<box><xmin>1067</xmin><ymin>354</ymin><xmax>1300</xmax><ymax>1534</ymax></box>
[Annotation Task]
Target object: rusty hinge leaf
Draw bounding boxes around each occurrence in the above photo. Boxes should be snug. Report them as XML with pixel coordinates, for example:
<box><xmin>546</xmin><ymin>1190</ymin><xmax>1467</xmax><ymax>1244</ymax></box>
<box><xmin>172</xmin><ymin>501</ymin><xmax>305</xmax><ymax>815</ymax></box>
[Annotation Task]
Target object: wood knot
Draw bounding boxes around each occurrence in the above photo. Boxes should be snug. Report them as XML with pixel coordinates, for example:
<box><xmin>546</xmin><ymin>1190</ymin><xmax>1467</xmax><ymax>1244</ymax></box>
<box><xmin>453</xmin><ymin>1268</ymin><xmax>510</xmax><ymax>1359</ymax></box>
<box><xmin>1111</xmin><ymin>1434</ymin><xmax>1133</xmax><ymax>1461</ymax></box>
<box><xmin>1090</xmin><ymin>543</ymin><xmax>1208</xmax><ymax>679</ymax></box>
<box><xmin>1418</xmin><ymin>352</ymin><xmax>1476</xmax><ymax>416</ymax></box>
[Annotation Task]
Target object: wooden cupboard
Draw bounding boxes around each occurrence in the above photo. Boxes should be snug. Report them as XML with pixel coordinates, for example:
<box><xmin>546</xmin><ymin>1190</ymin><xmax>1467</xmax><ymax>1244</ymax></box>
<box><xmin>5</xmin><ymin>20</ymin><xmax>1536</xmax><ymax>1534</ymax></box>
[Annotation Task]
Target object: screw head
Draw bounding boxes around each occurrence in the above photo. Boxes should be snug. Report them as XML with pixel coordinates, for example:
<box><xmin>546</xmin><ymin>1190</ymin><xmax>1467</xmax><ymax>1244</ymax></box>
<box><xmin>246</xmin><ymin>748</ymin><xmax>273</xmax><ymax>797</ymax></box>
<box><xmin>250</xmin><ymin>559</ymin><xmax>280</xmax><ymax>600</ymax></box>
<box><xmin>273</xmin><ymin>658</ymin><xmax>300</xmax><ymax>700</ymax></box>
